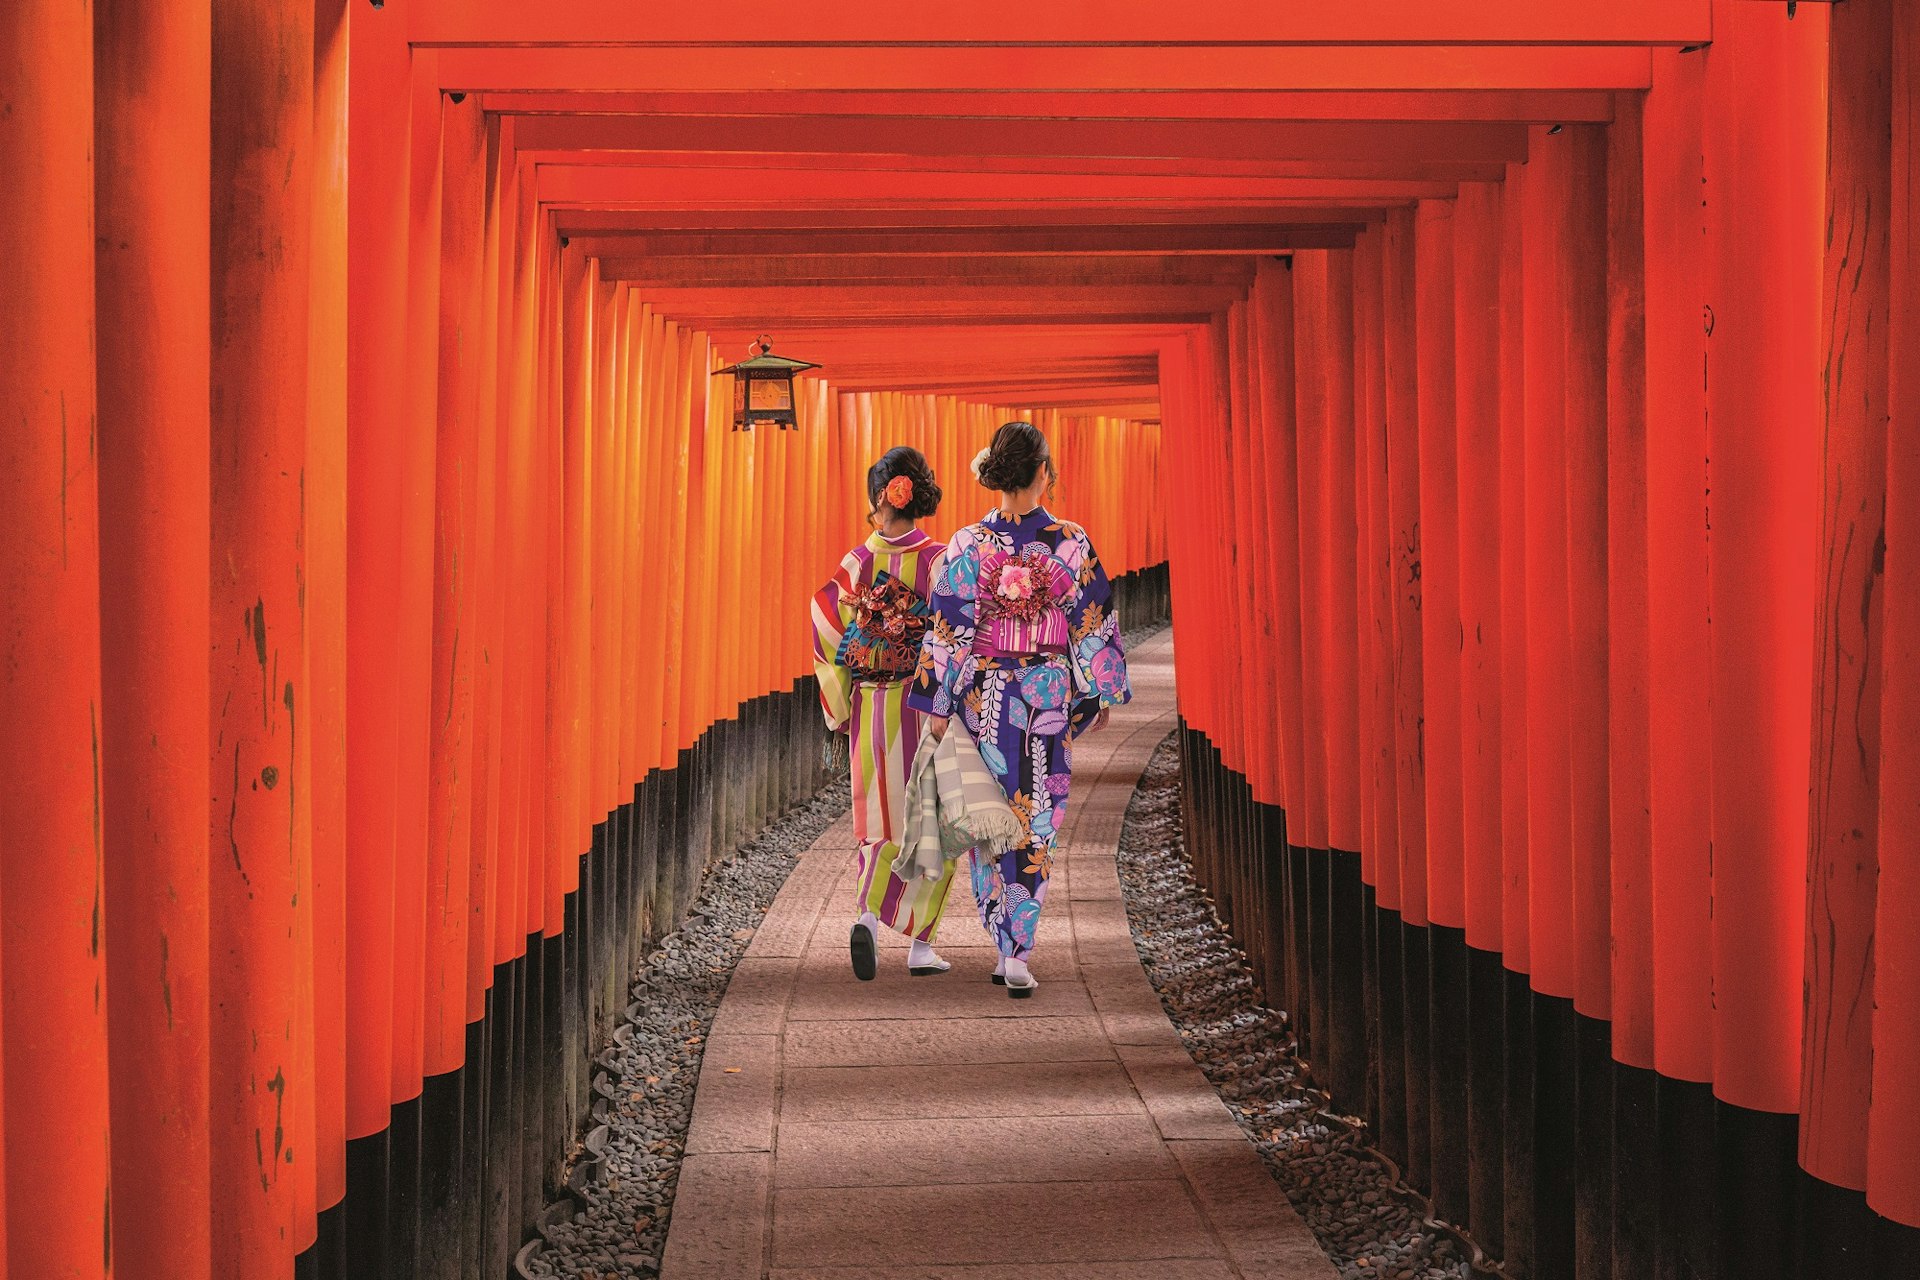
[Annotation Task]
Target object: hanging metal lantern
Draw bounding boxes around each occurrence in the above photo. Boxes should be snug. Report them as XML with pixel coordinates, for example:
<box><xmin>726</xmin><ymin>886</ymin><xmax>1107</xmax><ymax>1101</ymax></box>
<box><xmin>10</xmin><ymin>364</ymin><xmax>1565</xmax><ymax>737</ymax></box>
<box><xmin>712</xmin><ymin>336</ymin><xmax>819</xmax><ymax>431</ymax></box>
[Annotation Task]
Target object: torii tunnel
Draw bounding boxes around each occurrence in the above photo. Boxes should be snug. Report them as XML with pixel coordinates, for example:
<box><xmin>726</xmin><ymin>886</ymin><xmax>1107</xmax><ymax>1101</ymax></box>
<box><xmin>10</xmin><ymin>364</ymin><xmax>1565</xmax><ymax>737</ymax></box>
<box><xmin>4</xmin><ymin>1</ymin><xmax>1920</xmax><ymax>1278</ymax></box>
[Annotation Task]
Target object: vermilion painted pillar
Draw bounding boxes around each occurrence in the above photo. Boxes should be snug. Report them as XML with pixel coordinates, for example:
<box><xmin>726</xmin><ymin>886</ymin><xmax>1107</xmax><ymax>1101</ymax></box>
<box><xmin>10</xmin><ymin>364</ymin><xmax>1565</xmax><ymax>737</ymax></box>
<box><xmin>1320</xmin><ymin>250</ymin><xmax>1363</xmax><ymax>855</ymax></box>
<box><xmin>424</xmin><ymin>93</ymin><xmax>487</xmax><ymax>1080</ymax></box>
<box><xmin>309</xmin><ymin>0</ymin><xmax>352</xmax><ymax>1216</ymax></box>
<box><xmin>1254</xmin><ymin>265</ymin><xmax>1306</xmax><ymax>821</ymax></box>
<box><xmin>1381</xmin><ymin>208</ymin><xmax>1428</xmax><ymax>927</ymax></box>
<box><xmin>345</xmin><ymin>0</ymin><xmax>409</xmax><ymax>1142</ymax></box>
<box><xmin>93</xmin><ymin>0</ymin><xmax>213</xmax><ymax>1273</ymax></box>
<box><xmin>1868</xmin><ymin>0</ymin><xmax>1920</xmax><ymax>1230</ymax></box>
<box><xmin>208</xmin><ymin>0</ymin><xmax>315</xmax><ymax>1269</ymax></box>
<box><xmin>1414</xmin><ymin>198</ymin><xmax>1464</xmax><ymax>929</ymax></box>
<box><xmin>1702</xmin><ymin>0</ymin><xmax>1826</xmax><ymax>1115</ymax></box>
<box><xmin>1355</xmin><ymin>226</ymin><xmax>1401</xmax><ymax>914</ymax></box>
<box><xmin>393</xmin><ymin>58</ymin><xmax>446</xmax><ymax>1108</ymax></box>
<box><xmin>1561</xmin><ymin>123</ymin><xmax>1612</xmax><ymax>1021</ymax></box>
<box><xmin>1453</xmin><ymin>181</ymin><xmax>1505</xmax><ymax>952</ymax></box>
<box><xmin>0</xmin><ymin>5</ymin><xmax>108</xmax><ymax>1278</ymax></box>
<box><xmin>1641</xmin><ymin>48</ymin><xmax>1714</xmax><ymax>1085</ymax></box>
<box><xmin>1521</xmin><ymin>127</ymin><xmax>1575</xmax><ymax>999</ymax></box>
<box><xmin>1605</xmin><ymin>96</ymin><xmax>1654</xmax><ymax>1068</ymax></box>
<box><xmin>1293</xmin><ymin>258</ymin><xmax>1331</xmax><ymax>848</ymax></box>
<box><xmin>1800</xmin><ymin>0</ymin><xmax>1891</xmax><ymax>1190</ymax></box>
<box><xmin>1496</xmin><ymin>160</ymin><xmax>1531</xmax><ymax>973</ymax></box>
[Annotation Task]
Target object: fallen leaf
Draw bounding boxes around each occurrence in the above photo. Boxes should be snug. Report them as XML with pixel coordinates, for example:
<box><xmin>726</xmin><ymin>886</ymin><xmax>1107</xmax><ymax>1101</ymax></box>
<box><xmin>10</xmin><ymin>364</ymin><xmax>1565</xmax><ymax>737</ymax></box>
<box><xmin>724</xmin><ymin>1067</ymin><xmax>742</xmax><ymax>1074</ymax></box>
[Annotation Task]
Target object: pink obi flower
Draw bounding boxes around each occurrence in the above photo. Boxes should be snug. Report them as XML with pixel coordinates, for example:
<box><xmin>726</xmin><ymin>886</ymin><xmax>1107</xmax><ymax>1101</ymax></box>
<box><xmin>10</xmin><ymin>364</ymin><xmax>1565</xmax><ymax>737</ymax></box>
<box><xmin>978</xmin><ymin>545</ymin><xmax>1070</xmax><ymax>626</ymax></box>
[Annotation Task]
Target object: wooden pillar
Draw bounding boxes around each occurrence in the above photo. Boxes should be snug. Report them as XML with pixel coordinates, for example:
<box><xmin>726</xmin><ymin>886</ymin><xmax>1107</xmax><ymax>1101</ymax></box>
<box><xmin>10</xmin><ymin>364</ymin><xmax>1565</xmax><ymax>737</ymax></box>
<box><xmin>1381</xmin><ymin>208</ymin><xmax>1428</xmax><ymax>928</ymax></box>
<box><xmin>1521</xmin><ymin>126</ymin><xmax>1576</xmax><ymax>1001</ymax></box>
<box><xmin>1320</xmin><ymin>250</ymin><xmax>1363</xmax><ymax>858</ymax></box>
<box><xmin>1561</xmin><ymin>123</ymin><xmax>1614</xmax><ymax>1026</ymax></box>
<box><xmin>308</xmin><ymin>0</ymin><xmax>352</xmax><ymax>1221</ymax></box>
<box><xmin>1415</xmin><ymin>198</ymin><xmax>1464</xmax><ymax>929</ymax></box>
<box><xmin>1605</xmin><ymin>93</ymin><xmax>1655</xmax><ymax>1074</ymax></box>
<box><xmin>1868</xmin><ymin>0</ymin><xmax>1920</xmax><ymax>1232</ymax></box>
<box><xmin>344</xmin><ymin>0</ymin><xmax>410</xmax><ymax>1146</ymax></box>
<box><xmin>1453</xmin><ymin>181</ymin><xmax>1505</xmax><ymax>953</ymax></box>
<box><xmin>208</xmin><ymin>0</ymin><xmax>315</xmax><ymax>1269</ymax></box>
<box><xmin>1702</xmin><ymin>0</ymin><xmax>1826</xmax><ymax>1117</ymax></box>
<box><xmin>0</xmin><ymin>5</ymin><xmax>108</xmax><ymax>1277</ymax></box>
<box><xmin>1797</xmin><ymin>0</ymin><xmax>1892</xmax><ymax>1193</ymax></box>
<box><xmin>1641</xmin><ymin>47</ymin><xmax>1715</xmax><ymax>1088</ymax></box>
<box><xmin>93</xmin><ymin>0</ymin><xmax>213</xmax><ymax>1273</ymax></box>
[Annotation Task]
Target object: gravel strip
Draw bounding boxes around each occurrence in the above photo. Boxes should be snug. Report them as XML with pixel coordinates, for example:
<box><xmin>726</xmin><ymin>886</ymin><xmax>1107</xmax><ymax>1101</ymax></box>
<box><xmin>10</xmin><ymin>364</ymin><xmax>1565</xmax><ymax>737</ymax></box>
<box><xmin>526</xmin><ymin>777</ymin><xmax>848</xmax><ymax>1280</ymax></box>
<box><xmin>1117</xmin><ymin>733</ymin><xmax>1477</xmax><ymax>1280</ymax></box>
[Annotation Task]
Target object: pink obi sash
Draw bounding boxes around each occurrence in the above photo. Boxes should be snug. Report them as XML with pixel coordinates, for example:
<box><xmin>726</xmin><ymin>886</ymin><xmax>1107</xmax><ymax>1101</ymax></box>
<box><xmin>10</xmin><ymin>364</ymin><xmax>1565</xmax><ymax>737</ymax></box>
<box><xmin>975</xmin><ymin>543</ymin><xmax>1073</xmax><ymax>657</ymax></box>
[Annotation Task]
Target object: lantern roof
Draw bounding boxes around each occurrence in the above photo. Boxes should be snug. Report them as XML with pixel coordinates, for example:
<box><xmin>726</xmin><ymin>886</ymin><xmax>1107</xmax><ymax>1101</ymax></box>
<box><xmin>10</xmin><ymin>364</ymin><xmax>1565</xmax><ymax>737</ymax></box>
<box><xmin>713</xmin><ymin>347</ymin><xmax>820</xmax><ymax>377</ymax></box>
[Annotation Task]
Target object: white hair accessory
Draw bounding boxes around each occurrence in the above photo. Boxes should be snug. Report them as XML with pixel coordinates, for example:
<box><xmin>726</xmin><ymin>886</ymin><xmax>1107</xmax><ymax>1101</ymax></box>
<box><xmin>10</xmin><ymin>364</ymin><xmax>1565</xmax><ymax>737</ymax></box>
<box><xmin>970</xmin><ymin>447</ymin><xmax>991</xmax><ymax>481</ymax></box>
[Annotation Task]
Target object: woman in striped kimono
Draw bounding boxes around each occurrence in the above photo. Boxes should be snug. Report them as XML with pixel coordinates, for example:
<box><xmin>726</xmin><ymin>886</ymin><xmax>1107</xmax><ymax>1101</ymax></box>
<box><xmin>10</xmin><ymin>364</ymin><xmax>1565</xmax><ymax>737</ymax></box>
<box><xmin>811</xmin><ymin>447</ymin><xmax>959</xmax><ymax>981</ymax></box>
<box><xmin>909</xmin><ymin>422</ymin><xmax>1131</xmax><ymax>997</ymax></box>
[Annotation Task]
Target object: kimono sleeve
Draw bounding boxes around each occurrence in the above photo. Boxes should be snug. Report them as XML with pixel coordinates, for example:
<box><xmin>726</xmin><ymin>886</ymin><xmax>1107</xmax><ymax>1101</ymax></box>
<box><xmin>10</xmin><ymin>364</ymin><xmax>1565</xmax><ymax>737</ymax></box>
<box><xmin>1064</xmin><ymin>525</ymin><xmax>1131</xmax><ymax>736</ymax></box>
<box><xmin>907</xmin><ymin>528</ymin><xmax>979</xmax><ymax>719</ymax></box>
<box><xmin>810</xmin><ymin>553</ymin><xmax>859</xmax><ymax>731</ymax></box>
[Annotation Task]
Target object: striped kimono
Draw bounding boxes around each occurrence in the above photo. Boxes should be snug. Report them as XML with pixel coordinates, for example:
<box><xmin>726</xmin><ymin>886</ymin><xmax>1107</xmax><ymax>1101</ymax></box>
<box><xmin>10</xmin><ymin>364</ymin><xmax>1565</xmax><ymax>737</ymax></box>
<box><xmin>811</xmin><ymin>527</ymin><xmax>959</xmax><ymax>942</ymax></box>
<box><xmin>907</xmin><ymin>507</ymin><xmax>1131</xmax><ymax>960</ymax></box>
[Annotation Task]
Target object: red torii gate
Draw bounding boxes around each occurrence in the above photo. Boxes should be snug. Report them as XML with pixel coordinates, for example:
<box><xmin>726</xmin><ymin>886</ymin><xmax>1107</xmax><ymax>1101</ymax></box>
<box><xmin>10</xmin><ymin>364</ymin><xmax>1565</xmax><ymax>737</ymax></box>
<box><xmin>4</xmin><ymin>2</ymin><xmax>1919</xmax><ymax>1279</ymax></box>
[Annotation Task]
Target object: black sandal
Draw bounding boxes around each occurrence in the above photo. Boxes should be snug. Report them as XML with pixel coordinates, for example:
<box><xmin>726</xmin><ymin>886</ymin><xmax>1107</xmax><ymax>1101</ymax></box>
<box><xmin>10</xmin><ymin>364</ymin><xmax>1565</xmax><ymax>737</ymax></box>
<box><xmin>849</xmin><ymin>922</ymin><xmax>877</xmax><ymax>982</ymax></box>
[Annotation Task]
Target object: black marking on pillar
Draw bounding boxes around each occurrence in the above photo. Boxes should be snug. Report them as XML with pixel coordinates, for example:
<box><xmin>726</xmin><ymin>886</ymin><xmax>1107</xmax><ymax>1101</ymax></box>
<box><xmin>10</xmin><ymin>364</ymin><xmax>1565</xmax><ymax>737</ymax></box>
<box><xmin>416</xmin><ymin>1067</ymin><xmax>464</xmax><ymax>1280</ymax></box>
<box><xmin>1503</xmin><ymin>965</ymin><xmax>1537</xmax><ymax>1276</ymax></box>
<box><xmin>1465</xmin><ymin>943</ymin><xmax>1507</xmax><ymax>1257</ymax></box>
<box><xmin>1713</xmin><ymin>1101</ymin><xmax>1799</xmax><ymax>1280</ymax></box>
<box><xmin>1610</xmin><ymin>1059</ymin><xmax>1657</xmax><ymax>1280</ymax></box>
<box><xmin>1427</xmin><ymin>923</ymin><xmax>1471</xmax><ymax>1226</ymax></box>
<box><xmin>1574</xmin><ymin>1011</ymin><xmax>1615</xmax><ymax>1280</ymax></box>
<box><xmin>1532</xmin><ymin>992</ymin><xmax>1578</xmax><ymax>1280</ymax></box>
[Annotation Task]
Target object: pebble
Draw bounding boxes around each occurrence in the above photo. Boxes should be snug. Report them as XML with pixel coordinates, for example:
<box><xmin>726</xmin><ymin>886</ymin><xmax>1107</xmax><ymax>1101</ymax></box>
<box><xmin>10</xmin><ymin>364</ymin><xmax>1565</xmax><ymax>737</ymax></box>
<box><xmin>1115</xmin><ymin>735</ymin><xmax>1476</xmax><ymax>1280</ymax></box>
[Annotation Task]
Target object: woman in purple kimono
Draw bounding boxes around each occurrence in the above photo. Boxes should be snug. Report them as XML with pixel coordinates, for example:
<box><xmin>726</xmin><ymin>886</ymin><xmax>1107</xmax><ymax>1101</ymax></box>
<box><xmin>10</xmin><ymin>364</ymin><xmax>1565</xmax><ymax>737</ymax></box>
<box><xmin>907</xmin><ymin>421</ymin><xmax>1131</xmax><ymax>997</ymax></box>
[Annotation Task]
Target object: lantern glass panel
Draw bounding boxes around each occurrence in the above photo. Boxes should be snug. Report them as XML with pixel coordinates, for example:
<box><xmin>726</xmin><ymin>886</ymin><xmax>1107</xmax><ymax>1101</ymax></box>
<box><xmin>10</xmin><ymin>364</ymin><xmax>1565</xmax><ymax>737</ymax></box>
<box><xmin>749</xmin><ymin>376</ymin><xmax>792</xmax><ymax>413</ymax></box>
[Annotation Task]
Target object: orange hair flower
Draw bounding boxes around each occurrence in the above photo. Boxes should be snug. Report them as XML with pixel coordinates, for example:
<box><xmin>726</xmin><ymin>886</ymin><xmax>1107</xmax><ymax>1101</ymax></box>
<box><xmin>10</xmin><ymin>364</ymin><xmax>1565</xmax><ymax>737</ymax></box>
<box><xmin>883</xmin><ymin>475</ymin><xmax>915</xmax><ymax>509</ymax></box>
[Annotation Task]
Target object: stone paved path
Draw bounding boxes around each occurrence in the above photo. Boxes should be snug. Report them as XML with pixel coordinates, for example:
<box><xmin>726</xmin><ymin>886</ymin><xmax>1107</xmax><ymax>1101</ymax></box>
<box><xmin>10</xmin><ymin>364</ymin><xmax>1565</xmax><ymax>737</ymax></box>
<box><xmin>660</xmin><ymin>631</ymin><xmax>1336</xmax><ymax>1279</ymax></box>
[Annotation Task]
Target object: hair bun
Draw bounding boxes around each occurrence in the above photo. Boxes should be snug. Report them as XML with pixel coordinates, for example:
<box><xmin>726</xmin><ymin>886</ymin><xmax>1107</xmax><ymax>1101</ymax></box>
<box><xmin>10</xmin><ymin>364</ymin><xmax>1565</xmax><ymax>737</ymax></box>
<box><xmin>977</xmin><ymin>421</ymin><xmax>1050</xmax><ymax>493</ymax></box>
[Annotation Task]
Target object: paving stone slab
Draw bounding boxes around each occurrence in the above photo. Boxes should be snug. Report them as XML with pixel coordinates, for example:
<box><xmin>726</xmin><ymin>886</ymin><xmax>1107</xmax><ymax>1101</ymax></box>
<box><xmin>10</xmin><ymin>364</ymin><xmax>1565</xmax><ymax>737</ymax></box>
<box><xmin>1167</xmin><ymin>1139</ymin><xmax>1341</xmax><ymax>1279</ymax></box>
<box><xmin>658</xmin><ymin>1152</ymin><xmax>770</xmax><ymax>1280</ymax></box>
<box><xmin>774</xmin><ymin>1112</ymin><xmax>1175</xmax><ymax>1188</ymax></box>
<box><xmin>771</xmin><ymin>1178</ymin><xmax>1221</xmax><ymax>1268</ymax></box>
<box><xmin>778</xmin><ymin>1060</ymin><xmax>1148</xmax><ymax>1124</ymax></box>
<box><xmin>782</xmin><ymin>1016</ymin><xmax>1116</xmax><ymax>1069</ymax></box>
<box><xmin>684</xmin><ymin>1033</ymin><xmax>779</xmax><ymax>1156</ymax></box>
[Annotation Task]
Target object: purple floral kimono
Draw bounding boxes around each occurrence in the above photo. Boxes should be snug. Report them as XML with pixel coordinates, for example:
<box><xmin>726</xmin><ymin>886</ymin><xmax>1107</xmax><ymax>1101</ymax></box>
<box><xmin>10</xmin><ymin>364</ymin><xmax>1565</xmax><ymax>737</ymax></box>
<box><xmin>906</xmin><ymin>507</ymin><xmax>1131</xmax><ymax>959</ymax></box>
